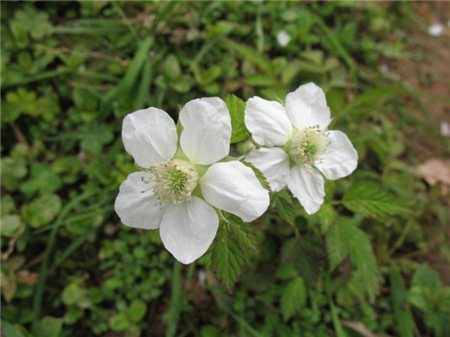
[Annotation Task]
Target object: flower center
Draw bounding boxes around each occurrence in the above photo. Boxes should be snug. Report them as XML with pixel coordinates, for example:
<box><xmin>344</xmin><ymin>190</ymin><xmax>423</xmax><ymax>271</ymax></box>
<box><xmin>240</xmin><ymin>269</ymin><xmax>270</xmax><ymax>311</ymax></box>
<box><xmin>150</xmin><ymin>159</ymin><xmax>198</xmax><ymax>204</ymax></box>
<box><xmin>288</xmin><ymin>126</ymin><xmax>328</xmax><ymax>165</ymax></box>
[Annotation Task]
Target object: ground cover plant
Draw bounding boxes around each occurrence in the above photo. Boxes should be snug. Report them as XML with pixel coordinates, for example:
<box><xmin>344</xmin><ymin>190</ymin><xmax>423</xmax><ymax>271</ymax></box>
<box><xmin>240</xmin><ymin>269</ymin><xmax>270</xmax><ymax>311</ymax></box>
<box><xmin>1</xmin><ymin>2</ymin><xmax>450</xmax><ymax>337</ymax></box>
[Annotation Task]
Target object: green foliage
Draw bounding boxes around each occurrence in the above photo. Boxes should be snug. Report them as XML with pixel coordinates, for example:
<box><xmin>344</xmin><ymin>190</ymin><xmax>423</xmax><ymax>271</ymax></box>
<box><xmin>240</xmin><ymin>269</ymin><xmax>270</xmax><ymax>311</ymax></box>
<box><xmin>21</xmin><ymin>194</ymin><xmax>62</xmax><ymax>228</ymax></box>
<box><xmin>390</xmin><ymin>264</ymin><xmax>414</xmax><ymax>337</ymax></box>
<box><xmin>225</xmin><ymin>94</ymin><xmax>249</xmax><ymax>144</ymax></box>
<box><xmin>32</xmin><ymin>316</ymin><xmax>62</xmax><ymax>337</ymax></box>
<box><xmin>1</xmin><ymin>2</ymin><xmax>448</xmax><ymax>337</ymax></box>
<box><xmin>280</xmin><ymin>276</ymin><xmax>307</xmax><ymax>321</ymax></box>
<box><xmin>272</xmin><ymin>191</ymin><xmax>297</xmax><ymax>225</ymax></box>
<box><xmin>212</xmin><ymin>217</ymin><xmax>257</xmax><ymax>291</ymax></box>
<box><xmin>408</xmin><ymin>265</ymin><xmax>450</xmax><ymax>337</ymax></box>
<box><xmin>326</xmin><ymin>218</ymin><xmax>379</xmax><ymax>301</ymax></box>
<box><xmin>343</xmin><ymin>182</ymin><xmax>409</xmax><ymax>218</ymax></box>
<box><xmin>282</xmin><ymin>236</ymin><xmax>326</xmax><ymax>286</ymax></box>
<box><xmin>20</xmin><ymin>163</ymin><xmax>62</xmax><ymax>197</ymax></box>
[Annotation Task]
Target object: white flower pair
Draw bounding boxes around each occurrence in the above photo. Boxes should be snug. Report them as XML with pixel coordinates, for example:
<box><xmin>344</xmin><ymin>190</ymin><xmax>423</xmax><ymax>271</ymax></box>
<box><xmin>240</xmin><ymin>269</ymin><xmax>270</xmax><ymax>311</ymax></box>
<box><xmin>114</xmin><ymin>83</ymin><xmax>358</xmax><ymax>264</ymax></box>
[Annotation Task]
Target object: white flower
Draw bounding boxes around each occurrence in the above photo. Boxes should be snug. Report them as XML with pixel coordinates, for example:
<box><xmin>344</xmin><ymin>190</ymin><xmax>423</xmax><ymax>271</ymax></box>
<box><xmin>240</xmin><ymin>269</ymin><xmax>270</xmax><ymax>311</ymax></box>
<box><xmin>441</xmin><ymin>121</ymin><xmax>450</xmax><ymax>137</ymax></box>
<box><xmin>428</xmin><ymin>23</ymin><xmax>444</xmax><ymax>37</ymax></box>
<box><xmin>276</xmin><ymin>30</ymin><xmax>291</xmax><ymax>47</ymax></box>
<box><xmin>244</xmin><ymin>83</ymin><xmax>358</xmax><ymax>214</ymax></box>
<box><xmin>115</xmin><ymin>98</ymin><xmax>269</xmax><ymax>264</ymax></box>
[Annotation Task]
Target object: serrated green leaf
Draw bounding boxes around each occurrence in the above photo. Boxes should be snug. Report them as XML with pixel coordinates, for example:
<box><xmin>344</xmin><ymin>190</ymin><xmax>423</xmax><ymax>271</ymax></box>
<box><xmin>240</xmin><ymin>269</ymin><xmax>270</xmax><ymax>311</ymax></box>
<box><xmin>225</xmin><ymin>94</ymin><xmax>249</xmax><ymax>143</ymax></box>
<box><xmin>328</xmin><ymin>219</ymin><xmax>379</xmax><ymax>300</ymax></box>
<box><xmin>243</xmin><ymin>162</ymin><xmax>270</xmax><ymax>191</ymax></box>
<box><xmin>343</xmin><ymin>183</ymin><xmax>408</xmax><ymax>218</ymax></box>
<box><xmin>411</xmin><ymin>264</ymin><xmax>442</xmax><ymax>288</ymax></box>
<box><xmin>212</xmin><ymin>217</ymin><xmax>256</xmax><ymax>291</ymax></box>
<box><xmin>273</xmin><ymin>191</ymin><xmax>296</xmax><ymax>225</ymax></box>
<box><xmin>280</xmin><ymin>276</ymin><xmax>307</xmax><ymax>321</ymax></box>
<box><xmin>281</xmin><ymin>236</ymin><xmax>326</xmax><ymax>286</ymax></box>
<box><xmin>338</xmin><ymin>87</ymin><xmax>403</xmax><ymax>123</ymax></box>
<box><xmin>326</xmin><ymin>223</ymin><xmax>349</xmax><ymax>271</ymax></box>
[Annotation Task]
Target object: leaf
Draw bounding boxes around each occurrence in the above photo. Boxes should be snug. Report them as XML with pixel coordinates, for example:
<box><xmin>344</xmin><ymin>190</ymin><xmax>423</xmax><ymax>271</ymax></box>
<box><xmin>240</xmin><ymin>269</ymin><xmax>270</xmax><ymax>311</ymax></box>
<box><xmin>109</xmin><ymin>312</ymin><xmax>132</xmax><ymax>331</ymax></box>
<box><xmin>226</xmin><ymin>40</ymin><xmax>274</xmax><ymax>76</ymax></box>
<box><xmin>1</xmin><ymin>321</ymin><xmax>27</xmax><ymax>337</ymax></box>
<box><xmin>225</xmin><ymin>94</ymin><xmax>249</xmax><ymax>143</ymax></box>
<box><xmin>272</xmin><ymin>191</ymin><xmax>296</xmax><ymax>225</ymax></box>
<box><xmin>407</xmin><ymin>265</ymin><xmax>450</xmax><ymax>337</ymax></box>
<box><xmin>310</xmin><ymin>11</ymin><xmax>353</xmax><ymax>68</ymax></box>
<box><xmin>1</xmin><ymin>267</ymin><xmax>17</xmax><ymax>302</ymax></box>
<box><xmin>411</xmin><ymin>264</ymin><xmax>443</xmax><ymax>288</ymax></box>
<box><xmin>316</xmin><ymin>203</ymin><xmax>336</xmax><ymax>233</ymax></box>
<box><xmin>390</xmin><ymin>264</ymin><xmax>414</xmax><ymax>337</ymax></box>
<box><xmin>243</xmin><ymin>162</ymin><xmax>270</xmax><ymax>190</ymax></box>
<box><xmin>281</xmin><ymin>60</ymin><xmax>302</xmax><ymax>85</ymax></box>
<box><xmin>19</xmin><ymin>163</ymin><xmax>62</xmax><ymax>198</ymax></box>
<box><xmin>32</xmin><ymin>316</ymin><xmax>62</xmax><ymax>337</ymax></box>
<box><xmin>1</xmin><ymin>215</ymin><xmax>21</xmax><ymax>237</ymax></box>
<box><xmin>281</xmin><ymin>235</ymin><xmax>326</xmax><ymax>286</ymax></box>
<box><xmin>280</xmin><ymin>276</ymin><xmax>307</xmax><ymax>321</ymax></box>
<box><xmin>62</xmin><ymin>282</ymin><xmax>86</xmax><ymax>306</ymax></box>
<box><xmin>212</xmin><ymin>217</ymin><xmax>256</xmax><ymax>291</ymax></box>
<box><xmin>21</xmin><ymin>194</ymin><xmax>62</xmax><ymax>228</ymax></box>
<box><xmin>245</xmin><ymin>75</ymin><xmax>279</xmax><ymax>87</ymax></box>
<box><xmin>336</xmin><ymin>87</ymin><xmax>403</xmax><ymax>124</ymax></box>
<box><xmin>126</xmin><ymin>300</ymin><xmax>147</xmax><ymax>323</ymax></box>
<box><xmin>163</xmin><ymin>54</ymin><xmax>181</xmax><ymax>80</ymax></box>
<box><xmin>327</xmin><ymin>219</ymin><xmax>379</xmax><ymax>300</ymax></box>
<box><xmin>104</xmin><ymin>36</ymin><xmax>153</xmax><ymax>102</ymax></box>
<box><xmin>326</xmin><ymin>223</ymin><xmax>350</xmax><ymax>271</ymax></box>
<box><xmin>80</xmin><ymin>124</ymin><xmax>114</xmax><ymax>155</ymax></box>
<box><xmin>343</xmin><ymin>182</ymin><xmax>409</xmax><ymax>218</ymax></box>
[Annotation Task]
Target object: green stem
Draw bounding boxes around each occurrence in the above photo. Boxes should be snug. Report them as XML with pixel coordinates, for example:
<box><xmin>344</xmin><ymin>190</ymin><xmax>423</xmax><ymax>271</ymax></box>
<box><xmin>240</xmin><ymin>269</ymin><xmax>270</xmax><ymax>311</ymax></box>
<box><xmin>165</xmin><ymin>262</ymin><xmax>182</xmax><ymax>337</ymax></box>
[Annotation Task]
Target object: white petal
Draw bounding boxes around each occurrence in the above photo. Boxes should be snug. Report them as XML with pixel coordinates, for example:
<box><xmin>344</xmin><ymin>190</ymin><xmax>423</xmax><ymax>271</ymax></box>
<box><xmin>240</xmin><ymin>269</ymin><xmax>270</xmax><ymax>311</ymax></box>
<box><xmin>288</xmin><ymin>164</ymin><xmax>325</xmax><ymax>215</ymax></box>
<box><xmin>114</xmin><ymin>172</ymin><xmax>165</xmax><ymax>229</ymax></box>
<box><xmin>244</xmin><ymin>97</ymin><xmax>292</xmax><ymax>146</ymax></box>
<box><xmin>200</xmin><ymin>161</ymin><xmax>269</xmax><ymax>222</ymax></box>
<box><xmin>122</xmin><ymin>108</ymin><xmax>177</xmax><ymax>168</ymax></box>
<box><xmin>285</xmin><ymin>82</ymin><xmax>331</xmax><ymax>130</ymax></box>
<box><xmin>179</xmin><ymin>97</ymin><xmax>231</xmax><ymax>165</ymax></box>
<box><xmin>159</xmin><ymin>197</ymin><xmax>219</xmax><ymax>264</ymax></box>
<box><xmin>245</xmin><ymin>147</ymin><xmax>290</xmax><ymax>192</ymax></box>
<box><xmin>315</xmin><ymin>130</ymin><xmax>358</xmax><ymax>180</ymax></box>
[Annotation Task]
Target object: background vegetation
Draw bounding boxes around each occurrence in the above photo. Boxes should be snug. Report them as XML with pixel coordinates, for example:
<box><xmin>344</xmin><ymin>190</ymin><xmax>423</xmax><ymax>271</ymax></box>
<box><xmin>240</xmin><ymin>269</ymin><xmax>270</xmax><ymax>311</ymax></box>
<box><xmin>1</xmin><ymin>2</ymin><xmax>449</xmax><ymax>337</ymax></box>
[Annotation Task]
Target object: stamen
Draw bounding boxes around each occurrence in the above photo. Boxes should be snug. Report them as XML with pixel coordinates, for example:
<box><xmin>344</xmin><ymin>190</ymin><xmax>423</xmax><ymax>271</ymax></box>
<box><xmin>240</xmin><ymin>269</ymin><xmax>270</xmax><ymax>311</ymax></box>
<box><xmin>289</xmin><ymin>126</ymin><xmax>328</xmax><ymax>165</ymax></box>
<box><xmin>150</xmin><ymin>159</ymin><xmax>198</xmax><ymax>204</ymax></box>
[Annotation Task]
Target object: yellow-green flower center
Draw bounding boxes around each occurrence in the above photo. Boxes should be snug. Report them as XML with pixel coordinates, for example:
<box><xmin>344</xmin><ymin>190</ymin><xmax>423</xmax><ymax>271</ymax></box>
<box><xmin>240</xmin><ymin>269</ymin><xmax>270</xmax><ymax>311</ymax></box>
<box><xmin>289</xmin><ymin>126</ymin><xmax>328</xmax><ymax>165</ymax></box>
<box><xmin>150</xmin><ymin>159</ymin><xmax>198</xmax><ymax>204</ymax></box>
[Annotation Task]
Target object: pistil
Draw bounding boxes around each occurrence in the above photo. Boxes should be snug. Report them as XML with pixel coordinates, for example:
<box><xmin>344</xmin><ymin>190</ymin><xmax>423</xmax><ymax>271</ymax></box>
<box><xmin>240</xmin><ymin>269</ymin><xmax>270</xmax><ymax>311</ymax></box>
<box><xmin>288</xmin><ymin>126</ymin><xmax>328</xmax><ymax>165</ymax></box>
<box><xmin>150</xmin><ymin>159</ymin><xmax>199</xmax><ymax>204</ymax></box>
